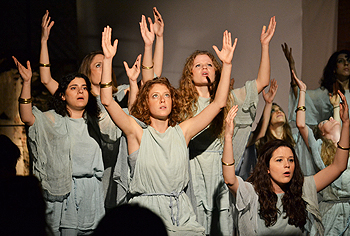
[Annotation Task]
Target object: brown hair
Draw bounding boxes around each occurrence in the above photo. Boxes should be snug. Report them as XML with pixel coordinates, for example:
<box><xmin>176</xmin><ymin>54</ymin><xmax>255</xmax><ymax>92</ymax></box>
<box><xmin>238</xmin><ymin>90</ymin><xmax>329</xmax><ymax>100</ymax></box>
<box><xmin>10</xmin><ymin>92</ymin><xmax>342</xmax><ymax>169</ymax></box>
<box><xmin>247</xmin><ymin>140</ymin><xmax>307</xmax><ymax>230</ymax></box>
<box><xmin>178</xmin><ymin>50</ymin><xmax>233</xmax><ymax>140</ymax></box>
<box><xmin>78</xmin><ymin>51</ymin><xmax>118</xmax><ymax>93</ymax></box>
<box><xmin>130</xmin><ymin>77</ymin><xmax>182</xmax><ymax>127</ymax></box>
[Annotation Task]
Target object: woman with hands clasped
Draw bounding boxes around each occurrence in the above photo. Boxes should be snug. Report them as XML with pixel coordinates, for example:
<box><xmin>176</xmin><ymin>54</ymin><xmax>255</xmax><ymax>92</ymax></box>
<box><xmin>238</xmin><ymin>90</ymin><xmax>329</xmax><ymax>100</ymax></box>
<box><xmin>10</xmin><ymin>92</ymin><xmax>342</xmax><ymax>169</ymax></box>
<box><xmin>295</xmin><ymin>72</ymin><xmax>350</xmax><ymax>235</ymax></box>
<box><xmin>13</xmin><ymin>57</ymin><xmax>105</xmax><ymax>235</ymax></box>
<box><xmin>100</xmin><ymin>25</ymin><xmax>236</xmax><ymax>235</ymax></box>
<box><xmin>222</xmin><ymin>85</ymin><xmax>349</xmax><ymax>234</ymax></box>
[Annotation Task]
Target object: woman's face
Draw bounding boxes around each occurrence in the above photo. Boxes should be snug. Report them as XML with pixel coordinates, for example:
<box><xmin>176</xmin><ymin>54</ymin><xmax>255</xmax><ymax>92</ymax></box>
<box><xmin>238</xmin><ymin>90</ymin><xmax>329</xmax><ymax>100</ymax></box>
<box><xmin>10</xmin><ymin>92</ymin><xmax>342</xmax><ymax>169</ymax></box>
<box><xmin>270</xmin><ymin>105</ymin><xmax>286</xmax><ymax>126</ymax></box>
<box><xmin>148</xmin><ymin>84</ymin><xmax>172</xmax><ymax>121</ymax></box>
<box><xmin>191</xmin><ymin>54</ymin><xmax>216</xmax><ymax>85</ymax></box>
<box><xmin>335</xmin><ymin>53</ymin><xmax>350</xmax><ymax>81</ymax></box>
<box><xmin>89</xmin><ymin>54</ymin><xmax>104</xmax><ymax>85</ymax></box>
<box><xmin>268</xmin><ymin>146</ymin><xmax>295</xmax><ymax>192</ymax></box>
<box><xmin>318</xmin><ymin>117</ymin><xmax>341</xmax><ymax>136</ymax></box>
<box><xmin>61</xmin><ymin>77</ymin><xmax>89</xmax><ymax>112</ymax></box>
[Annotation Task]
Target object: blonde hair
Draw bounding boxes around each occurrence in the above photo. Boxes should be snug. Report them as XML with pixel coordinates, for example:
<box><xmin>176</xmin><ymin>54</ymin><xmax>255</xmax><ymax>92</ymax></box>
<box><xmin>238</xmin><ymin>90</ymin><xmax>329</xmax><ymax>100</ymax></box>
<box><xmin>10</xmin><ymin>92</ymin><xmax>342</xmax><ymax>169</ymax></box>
<box><xmin>178</xmin><ymin>50</ymin><xmax>233</xmax><ymax>140</ymax></box>
<box><xmin>313</xmin><ymin>126</ymin><xmax>336</xmax><ymax>166</ymax></box>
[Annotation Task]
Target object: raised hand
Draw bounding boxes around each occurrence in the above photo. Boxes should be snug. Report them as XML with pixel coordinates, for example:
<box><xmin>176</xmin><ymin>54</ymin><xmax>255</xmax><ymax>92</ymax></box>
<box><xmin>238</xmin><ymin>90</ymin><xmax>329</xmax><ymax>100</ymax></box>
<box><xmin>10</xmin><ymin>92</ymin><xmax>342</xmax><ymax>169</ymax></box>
<box><xmin>213</xmin><ymin>30</ymin><xmax>238</xmax><ymax>65</ymax></box>
<box><xmin>152</xmin><ymin>7</ymin><xmax>164</xmax><ymax>37</ymax></box>
<box><xmin>41</xmin><ymin>10</ymin><xmax>54</xmax><ymax>42</ymax></box>
<box><xmin>12</xmin><ymin>56</ymin><xmax>32</xmax><ymax>82</ymax></box>
<box><xmin>339</xmin><ymin>91</ymin><xmax>349</xmax><ymax>123</ymax></box>
<box><xmin>262</xmin><ymin>79</ymin><xmax>278</xmax><ymax>103</ymax></box>
<box><xmin>260</xmin><ymin>16</ymin><xmax>276</xmax><ymax>46</ymax></box>
<box><xmin>124</xmin><ymin>54</ymin><xmax>142</xmax><ymax>83</ymax></box>
<box><xmin>292</xmin><ymin>70</ymin><xmax>306</xmax><ymax>91</ymax></box>
<box><xmin>281</xmin><ymin>42</ymin><xmax>295</xmax><ymax>67</ymax></box>
<box><xmin>140</xmin><ymin>15</ymin><xmax>155</xmax><ymax>46</ymax></box>
<box><xmin>225</xmin><ymin>105</ymin><xmax>239</xmax><ymax>138</ymax></box>
<box><xmin>101</xmin><ymin>26</ymin><xmax>118</xmax><ymax>60</ymax></box>
<box><xmin>329</xmin><ymin>93</ymin><xmax>340</xmax><ymax>107</ymax></box>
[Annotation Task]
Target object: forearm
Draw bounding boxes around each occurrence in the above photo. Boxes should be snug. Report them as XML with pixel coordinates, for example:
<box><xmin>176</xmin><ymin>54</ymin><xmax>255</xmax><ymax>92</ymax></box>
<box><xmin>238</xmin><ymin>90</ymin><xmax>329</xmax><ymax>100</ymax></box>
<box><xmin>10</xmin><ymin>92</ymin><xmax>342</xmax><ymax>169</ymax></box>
<box><xmin>153</xmin><ymin>35</ymin><xmax>163</xmax><ymax>78</ymax></box>
<box><xmin>256</xmin><ymin>44</ymin><xmax>270</xmax><ymax>93</ymax></box>
<box><xmin>296</xmin><ymin>90</ymin><xmax>306</xmax><ymax>128</ymax></box>
<box><xmin>251</xmin><ymin>102</ymin><xmax>272</xmax><ymax>144</ymax></box>
<box><xmin>141</xmin><ymin>44</ymin><xmax>154</xmax><ymax>83</ymax></box>
<box><xmin>19</xmin><ymin>81</ymin><xmax>35</xmax><ymax>126</ymax></box>
<box><xmin>100</xmin><ymin>58</ymin><xmax>114</xmax><ymax>107</ymax></box>
<box><xmin>333</xmin><ymin>121</ymin><xmax>350</xmax><ymax>171</ymax></box>
<box><xmin>40</xmin><ymin>39</ymin><xmax>58</xmax><ymax>94</ymax></box>
<box><xmin>213</xmin><ymin>63</ymin><xmax>232</xmax><ymax>108</ymax></box>
<box><xmin>128</xmin><ymin>80</ymin><xmax>138</xmax><ymax>110</ymax></box>
<box><xmin>222</xmin><ymin>137</ymin><xmax>238</xmax><ymax>195</ymax></box>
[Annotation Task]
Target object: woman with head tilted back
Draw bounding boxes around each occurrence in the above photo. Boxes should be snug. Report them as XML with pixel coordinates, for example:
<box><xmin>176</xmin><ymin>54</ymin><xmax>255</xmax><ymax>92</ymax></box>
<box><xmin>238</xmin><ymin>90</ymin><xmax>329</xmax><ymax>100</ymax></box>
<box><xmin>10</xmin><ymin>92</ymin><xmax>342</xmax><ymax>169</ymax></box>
<box><xmin>13</xmin><ymin>56</ymin><xmax>105</xmax><ymax>235</ymax></box>
<box><xmin>100</xmin><ymin>25</ymin><xmax>236</xmax><ymax>235</ymax></box>
<box><xmin>172</xmin><ymin>17</ymin><xmax>275</xmax><ymax>235</ymax></box>
<box><xmin>222</xmin><ymin>87</ymin><xmax>349</xmax><ymax>234</ymax></box>
<box><xmin>283</xmin><ymin>43</ymin><xmax>350</xmax><ymax>126</ymax></box>
<box><xmin>294</xmin><ymin>72</ymin><xmax>350</xmax><ymax>235</ymax></box>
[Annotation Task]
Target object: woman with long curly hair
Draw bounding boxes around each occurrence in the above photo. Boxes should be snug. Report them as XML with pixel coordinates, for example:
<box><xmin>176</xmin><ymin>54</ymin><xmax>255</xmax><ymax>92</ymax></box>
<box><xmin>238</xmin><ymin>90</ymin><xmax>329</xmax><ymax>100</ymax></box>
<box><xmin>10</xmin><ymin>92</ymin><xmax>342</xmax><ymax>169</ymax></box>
<box><xmin>174</xmin><ymin>17</ymin><xmax>275</xmax><ymax>235</ymax></box>
<box><xmin>295</xmin><ymin>73</ymin><xmax>350</xmax><ymax>235</ymax></box>
<box><xmin>283</xmin><ymin>43</ymin><xmax>350</xmax><ymax>126</ymax></box>
<box><xmin>14</xmin><ymin>56</ymin><xmax>105</xmax><ymax>235</ymax></box>
<box><xmin>100</xmin><ymin>25</ymin><xmax>236</xmax><ymax>235</ymax></box>
<box><xmin>222</xmin><ymin>95</ymin><xmax>349</xmax><ymax>235</ymax></box>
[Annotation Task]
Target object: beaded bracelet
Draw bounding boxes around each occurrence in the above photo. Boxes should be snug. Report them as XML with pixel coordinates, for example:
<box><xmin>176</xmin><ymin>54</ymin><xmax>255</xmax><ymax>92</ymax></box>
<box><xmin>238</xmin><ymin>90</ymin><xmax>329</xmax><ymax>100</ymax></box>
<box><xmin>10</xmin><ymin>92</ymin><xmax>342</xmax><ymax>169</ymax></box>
<box><xmin>295</xmin><ymin>106</ymin><xmax>306</xmax><ymax>112</ymax></box>
<box><xmin>39</xmin><ymin>63</ymin><xmax>51</xmax><ymax>67</ymax></box>
<box><xmin>337</xmin><ymin>142</ymin><xmax>350</xmax><ymax>150</ymax></box>
<box><xmin>221</xmin><ymin>158</ymin><xmax>235</xmax><ymax>166</ymax></box>
<box><xmin>99</xmin><ymin>81</ymin><xmax>113</xmax><ymax>88</ymax></box>
<box><xmin>18</xmin><ymin>97</ymin><xmax>33</xmax><ymax>104</ymax></box>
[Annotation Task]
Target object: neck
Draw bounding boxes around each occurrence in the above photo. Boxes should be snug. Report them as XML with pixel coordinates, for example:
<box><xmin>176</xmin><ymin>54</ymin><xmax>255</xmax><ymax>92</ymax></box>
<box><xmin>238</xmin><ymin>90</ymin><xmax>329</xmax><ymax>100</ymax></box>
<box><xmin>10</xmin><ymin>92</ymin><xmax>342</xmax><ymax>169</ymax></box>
<box><xmin>195</xmin><ymin>85</ymin><xmax>211</xmax><ymax>98</ymax></box>
<box><xmin>337</xmin><ymin>77</ymin><xmax>349</xmax><ymax>90</ymax></box>
<box><xmin>150</xmin><ymin>117</ymin><xmax>169</xmax><ymax>133</ymax></box>
<box><xmin>271</xmin><ymin>178</ymin><xmax>285</xmax><ymax>194</ymax></box>
<box><xmin>67</xmin><ymin>107</ymin><xmax>85</xmax><ymax>119</ymax></box>
<box><xmin>269</xmin><ymin>124</ymin><xmax>285</xmax><ymax>139</ymax></box>
<box><xmin>91</xmin><ymin>84</ymin><xmax>100</xmax><ymax>96</ymax></box>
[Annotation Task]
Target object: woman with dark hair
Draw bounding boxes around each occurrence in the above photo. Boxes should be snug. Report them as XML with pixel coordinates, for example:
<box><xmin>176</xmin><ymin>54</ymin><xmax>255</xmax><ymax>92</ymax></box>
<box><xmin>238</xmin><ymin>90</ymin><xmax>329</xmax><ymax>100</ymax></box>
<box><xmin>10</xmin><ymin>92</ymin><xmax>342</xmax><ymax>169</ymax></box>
<box><xmin>283</xmin><ymin>43</ymin><xmax>350</xmax><ymax>126</ymax></box>
<box><xmin>222</xmin><ymin>92</ymin><xmax>349</xmax><ymax>235</ymax></box>
<box><xmin>100</xmin><ymin>25</ymin><xmax>236</xmax><ymax>235</ymax></box>
<box><xmin>295</xmin><ymin>73</ymin><xmax>350</xmax><ymax>235</ymax></box>
<box><xmin>13</xmin><ymin>57</ymin><xmax>105</xmax><ymax>235</ymax></box>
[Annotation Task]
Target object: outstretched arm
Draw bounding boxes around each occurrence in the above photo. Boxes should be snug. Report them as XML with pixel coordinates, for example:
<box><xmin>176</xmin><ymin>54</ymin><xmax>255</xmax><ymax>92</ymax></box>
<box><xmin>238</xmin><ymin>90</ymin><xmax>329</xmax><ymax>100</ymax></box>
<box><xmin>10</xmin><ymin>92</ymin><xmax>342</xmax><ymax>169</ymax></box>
<box><xmin>256</xmin><ymin>16</ymin><xmax>276</xmax><ymax>93</ymax></box>
<box><xmin>13</xmin><ymin>57</ymin><xmax>35</xmax><ymax>126</ymax></box>
<box><xmin>152</xmin><ymin>7</ymin><xmax>164</xmax><ymax>78</ymax></box>
<box><xmin>247</xmin><ymin>79</ymin><xmax>278</xmax><ymax>146</ymax></box>
<box><xmin>100</xmin><ymin>26</ymin><xmax>142</xmax><ymax>154</ymax></box>
<box><xmin>140</xmin><ymin>15</ymin><xmax>155</xmax><ymax>83</ymax></box>
<box><xmin>222</xmin><ymin>105</ymin><xmax>239</xmax><ymax>196</ymax></box>
<box><xmin>123</xmin><ymin>54</ymin><xmax>141</xmax><ymax>110</ymax></box>
<box><xmin>294</xmin><ymin>71</ymin><xmax>309</xmax><ymax>147</ymax></box>
<box><xmin>281</xmin><ymin>42</ymin><xmax>298</xmax><ymax>98</ymax></box>
<box><xmin>40</xmin><ymin>10</ymin><xmax>58</xmax><ymax>95</ymax></box>
<box><xmin>313</xmin><ymin>91</ymin><xmax>349</xmax><ymax>192</ymax></box>
<box><xmin>180</xmin><ymin>30</ymin><xmax>237</xmax><ymax>143</ymax></box>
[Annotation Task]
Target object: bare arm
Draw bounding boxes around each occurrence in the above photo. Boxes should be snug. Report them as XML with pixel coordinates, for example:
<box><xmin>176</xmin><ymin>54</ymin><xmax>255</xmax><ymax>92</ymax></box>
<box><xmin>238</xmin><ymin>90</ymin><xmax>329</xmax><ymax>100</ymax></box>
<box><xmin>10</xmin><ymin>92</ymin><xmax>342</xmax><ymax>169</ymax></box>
<box><xmin>180</xmin><ymin>30</ymin><xmax>237</xmax><ymax>143</ymax></box>
<box><xmin>281</xmin><ymin>42</ymin><xmax>298</xmax><ymax>98</ymax></box>
<box><xmin>329</xmin><ymin>93</ymin><xmax>341</xmax><ymax>123</ymax></box>
<box><xmin>247</xmin><ymin>79</ymin><xmax>278</xmax><ymax>146</ymax></box>
<box><xmin>123</xmin><ymin>54</ymin><xmax>141</xmax><ymax>110</ymax></box>
<box><xmin>294</xmin><ymin>71</ymin><xmax>309</xmax><ymax>147</ymax></box>
<box><xmin>313</xmin><ymin>91</ymin><xmax>349</xmax><ymax>192</ymax></box>
<box><xmin>222</xmin><ymin>105</ymin><xmax>239</xmax><ymax>197</ymax></box>
<box><xmin>256</xmin><ymin>16</ymin><xmax>276</xmax><ymax>93</ymax></box>
<box><xmin>100</xmin><ymin>26</ymin><xmax>142</xmax><ymax>154</ymax></box>
<box><xmin>152</xmin><ymin>7</ymin><xmax>164</xmax><ymax>78</ymax></box>
<box><xmin>140</xmin><ymin>15</ymin><xmax>155</xmax><ymax>83</ymax></box>
<box><xmin>40</xmin><ymin>10</ymin><xmax>58</xmax><ymax>95</ymax></box>
<box><xmin>13</xmin><ymin>57</ymin><xmax>35</xmax><ymax>126</ymax></box>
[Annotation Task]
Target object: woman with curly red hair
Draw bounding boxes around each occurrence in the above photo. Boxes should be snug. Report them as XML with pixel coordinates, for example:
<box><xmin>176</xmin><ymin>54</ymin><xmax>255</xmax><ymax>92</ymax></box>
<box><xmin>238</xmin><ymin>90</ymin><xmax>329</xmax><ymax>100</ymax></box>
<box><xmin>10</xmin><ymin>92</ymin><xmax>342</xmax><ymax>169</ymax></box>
<box><xmin>100</xmin><ymin>25</ymin><xmax>236</xmax><ymax>235</ymax></box>
<box><xmin>222</xmin><ymin>93</ymin><xmax>349</xmax><ymax>235</ymax></box>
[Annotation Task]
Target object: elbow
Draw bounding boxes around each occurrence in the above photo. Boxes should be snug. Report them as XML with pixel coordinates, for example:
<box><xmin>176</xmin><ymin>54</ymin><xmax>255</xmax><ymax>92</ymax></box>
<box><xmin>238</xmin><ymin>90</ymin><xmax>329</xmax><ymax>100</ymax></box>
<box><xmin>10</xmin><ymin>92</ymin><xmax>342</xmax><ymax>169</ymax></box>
<box><xmin>296</xmin><ymin>121</ymin><xmax>305</xmax><ymax>129</ymax></box>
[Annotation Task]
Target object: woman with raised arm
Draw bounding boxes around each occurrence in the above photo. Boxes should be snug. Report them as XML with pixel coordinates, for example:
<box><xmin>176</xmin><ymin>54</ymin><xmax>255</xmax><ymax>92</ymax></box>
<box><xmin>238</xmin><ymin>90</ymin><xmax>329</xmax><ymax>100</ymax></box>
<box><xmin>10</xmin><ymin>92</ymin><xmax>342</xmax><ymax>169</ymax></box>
<box><xmin>39</xmin><ymin>10</ymin><xmax>141</xmax><ymax>211</ymax></box>
<box><xmin>100</xmin><ymin>25</ymin><xmax>235</xmax><ymax>235</ymax></box>
<box><xmin>174</xmin><ymin>17</ymin><xmax>275</xmax><ymax>235</ymax></box>
<box><xmin>295</xmin><ymin>73</ymin><xmax>350</xmax><ymax>235</ymax></box>
<box><xmin>283</xmin><ymin>43</ymin><xmax>350</xmax><ymax>126</ymax></box>
<box><xmin>13</xmin><ymin>57</ymin><xmax>105</xmax><ymax>235</ymax></box>
<box><xmin>222</xmin><ymin>89</ymin><xmax>349</xmax><ymax>234</ymax></box>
